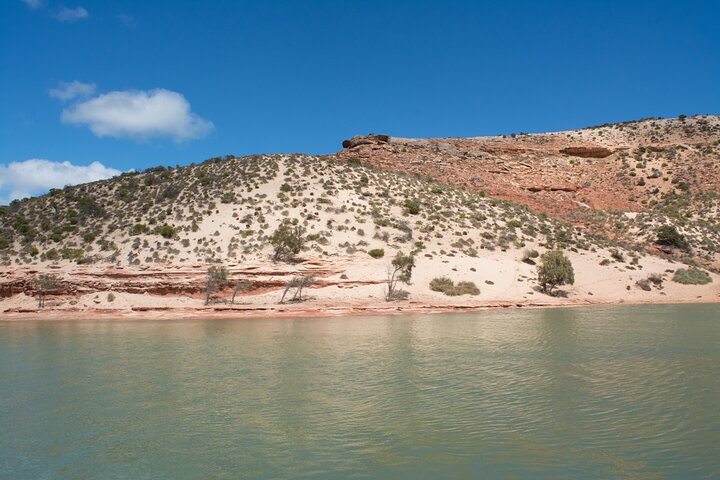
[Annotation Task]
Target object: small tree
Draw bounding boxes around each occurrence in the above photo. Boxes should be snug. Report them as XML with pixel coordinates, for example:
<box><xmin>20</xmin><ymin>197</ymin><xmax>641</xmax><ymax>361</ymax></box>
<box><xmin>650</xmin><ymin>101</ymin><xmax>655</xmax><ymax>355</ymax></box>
<box><xmin>279</xmin><ymin>276</ymin><xmax>315</xmax><ymax>303</ymax></box>
<box><xmin>205</xmin><ymin>265</ymin><xmax>229</xmax><ymax>305</ymax></box>
<box><xmin>34</xmin><ymin>273</ymin><xmax>61</xmax><ymax>308</ymax></box>
<box><xmin>270</xmin><ymin>221</ymin><xmax>306</xmax><ymax>262</ymax></box>
<box><xmin>230</xmin><ymin>280</ymin><xmax>252</xmax><ymax>305</ymax></box>
<box><xmin>386</xmin><ymin>251</ymin><xmax>415</xmax><ymax>301</ymax></box>
<box><xmin>537</xmin><ymin>250</ymin><xmax>575</xmax><ymax>295</ymax></box>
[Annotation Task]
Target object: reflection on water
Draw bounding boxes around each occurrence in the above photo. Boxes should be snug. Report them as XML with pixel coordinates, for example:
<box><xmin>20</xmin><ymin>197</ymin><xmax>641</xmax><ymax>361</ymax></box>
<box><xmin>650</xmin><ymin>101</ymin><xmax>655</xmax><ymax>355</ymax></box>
<box><xmin>1</xmin><ymin>304</ymin><xmax>719</xmax><ymax>479</ymax></box>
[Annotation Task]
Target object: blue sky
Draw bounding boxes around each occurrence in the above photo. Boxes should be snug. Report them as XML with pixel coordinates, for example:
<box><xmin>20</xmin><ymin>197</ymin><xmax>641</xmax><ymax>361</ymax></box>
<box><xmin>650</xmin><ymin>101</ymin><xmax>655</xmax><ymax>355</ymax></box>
<box><xmin>1</xmin><ymin>0</ymin><xmax>719</xmax><ymax>203</ymax></box>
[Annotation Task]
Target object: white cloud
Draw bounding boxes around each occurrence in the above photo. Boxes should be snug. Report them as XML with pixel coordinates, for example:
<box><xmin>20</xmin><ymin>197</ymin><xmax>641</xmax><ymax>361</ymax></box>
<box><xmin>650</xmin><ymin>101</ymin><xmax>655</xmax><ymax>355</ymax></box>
<box><xmin>55</xmin><ymin>6</ymin><xmax>89</xmax><ymax>22</ymax></box>
<box><xmin>61</xmin><ymin>89</ymin><xmax>214</xmax><ymax>142</ymax></box>
<box><xmin>22</xmin><ymin>0</ymin><xmax>43</xmax><ymax>9</ymax></box>
<box><xmin>0</xmin><ymin>159</ymin><xmax>121</xmax><ymax>204</ymax></box>
<box><xmin>49</xmin><ymin>80</ymin><xmax>96</xmax><ymax>101</ymax></box>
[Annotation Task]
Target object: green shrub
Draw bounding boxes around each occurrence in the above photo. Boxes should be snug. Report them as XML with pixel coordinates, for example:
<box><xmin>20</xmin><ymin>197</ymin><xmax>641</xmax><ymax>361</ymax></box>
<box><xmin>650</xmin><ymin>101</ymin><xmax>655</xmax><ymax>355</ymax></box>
<box><xmin>130</xmin><ymin>223</ymin><xmax>150</xmax><ymax>236</ymax></box>
<box><xmin>403</xmin><ymin>199</ymin><xmax>420</xmax><ymax>215</ymax></box>
<box><xmin>656</xmin><ymin>225</ymin><xmax>689</xmax><ymax>251</ymax></box>
<box><xmin>368</xmin><ymin>248</ymin><xmax>385</xmax><ymax>258</ymax></box>
<box><xmin>155</xmin><ymin>224</ymin><xmax>176</xmax><ymax>239</ymax></box>
<box><xmin>429</xmin><ymin>277</ymin><xmax>454</xmax><ymax>293</ymax></box>
<box><xmin>429</xmin><ymin>277</ymin><xmax>480</xmax><ymax>296</ymax></box>
<box><xmin>82</xmin><ymin>231</ymin><xmax>96</xmax><ymax>243</ymax></box>
<box><xmin>60</xmin><ymin>248</ymin><xmax>84</xmax><ymax>261</ymax></box>
<box><xmin>672</xmin><ymin>268</ymin><xmax>712</xmax><ymax>285</ymax></box>
<box><xmin>221</xmin><ymin>193</ymin><xmax>235</xmax><ymax>204</ymax></box>
<box><xmin>506</xmin><ymin>219</ymin><xmax>522</xmax><ymax>228</ymax></box>
<box><xmin>454</xmin><ymin>281</ymin><xmax>480</xmax><ymax>296</ymax></box>
<box><xmin>280</xmin><ymin>183</ymin><xmax>293</xmax><ymax>193</ymax></box>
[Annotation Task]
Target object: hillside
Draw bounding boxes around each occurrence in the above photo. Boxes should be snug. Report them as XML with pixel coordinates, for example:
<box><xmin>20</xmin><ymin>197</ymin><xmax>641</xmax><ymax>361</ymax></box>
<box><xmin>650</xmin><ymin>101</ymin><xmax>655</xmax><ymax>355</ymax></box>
<box><xmin>337</xmin><ymin>115</ymin><xmax>720</xmax><ymax>269</ymax></box>
<box><xmin>1</xmin><ymin>117</ymin><xmax>719</xmax><ymax>318</ymax></box>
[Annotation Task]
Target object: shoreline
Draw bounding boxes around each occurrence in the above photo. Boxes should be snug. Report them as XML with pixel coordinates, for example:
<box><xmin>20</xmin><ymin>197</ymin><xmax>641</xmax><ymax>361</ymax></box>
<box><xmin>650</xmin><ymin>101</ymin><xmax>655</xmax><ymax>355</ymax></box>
<box><xmin>2</xmin><ymin>297</ymin><xmax>718</xmax><ymax>322</ymax></box>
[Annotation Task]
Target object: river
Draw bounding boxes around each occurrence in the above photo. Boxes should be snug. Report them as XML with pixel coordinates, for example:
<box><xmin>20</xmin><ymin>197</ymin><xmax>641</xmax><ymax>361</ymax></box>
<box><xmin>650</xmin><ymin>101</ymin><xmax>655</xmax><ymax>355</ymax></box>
<box><xmin>1</xmin><ymin>304</ymin><xmax>718</xmax><ymax>479</ymax></box>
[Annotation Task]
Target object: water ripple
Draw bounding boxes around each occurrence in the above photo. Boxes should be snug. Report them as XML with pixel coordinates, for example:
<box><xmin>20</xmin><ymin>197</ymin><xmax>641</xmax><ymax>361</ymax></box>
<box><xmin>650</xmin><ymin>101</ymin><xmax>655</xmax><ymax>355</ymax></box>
<box><xmin>1</xmin><ymin>304</ymin><xmax>719</xmax><ymax>479</ymax></box>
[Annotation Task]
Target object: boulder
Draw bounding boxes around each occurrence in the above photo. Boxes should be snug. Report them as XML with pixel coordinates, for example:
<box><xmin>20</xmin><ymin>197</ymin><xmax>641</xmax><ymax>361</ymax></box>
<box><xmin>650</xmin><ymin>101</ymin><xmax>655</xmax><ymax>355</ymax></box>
<box><xmin>342</xmin><ymin>134</ymin><xmax>390</xmax><ymax>149</ymax></box>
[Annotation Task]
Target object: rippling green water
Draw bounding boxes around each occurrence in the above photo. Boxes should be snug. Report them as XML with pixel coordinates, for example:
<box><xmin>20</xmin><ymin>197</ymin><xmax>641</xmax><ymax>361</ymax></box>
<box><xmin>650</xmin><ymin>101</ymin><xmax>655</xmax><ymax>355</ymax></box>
<box><xmin>1</xmin><ymin>304</ymin><xmax>719</xmax><ymax>479</ymax></box>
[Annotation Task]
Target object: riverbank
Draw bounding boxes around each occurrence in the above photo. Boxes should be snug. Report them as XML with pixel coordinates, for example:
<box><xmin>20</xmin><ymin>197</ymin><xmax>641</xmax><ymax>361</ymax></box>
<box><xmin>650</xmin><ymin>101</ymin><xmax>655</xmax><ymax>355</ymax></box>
<box><xmin>3</xmin><ymin>252</ymin><xmax>719</xmax><ymax>321</ymax></box>
<box><xmin>3</xmin><ymin>295</ymin><xmax>719</xmax><ymax>321</ymax></box>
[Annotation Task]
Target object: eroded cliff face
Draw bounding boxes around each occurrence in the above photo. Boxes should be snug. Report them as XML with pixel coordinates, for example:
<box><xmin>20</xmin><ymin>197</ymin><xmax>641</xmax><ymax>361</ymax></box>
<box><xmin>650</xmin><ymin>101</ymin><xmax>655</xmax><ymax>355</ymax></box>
<box><xmin>335</xmin><ymin>116</ymin><xmax>720</xmax><ymax>222</ymax></box>
<box><xmin>0</xmin><ymin>260</ymin><xmax>364</xmax><ymax>300</ymax></box>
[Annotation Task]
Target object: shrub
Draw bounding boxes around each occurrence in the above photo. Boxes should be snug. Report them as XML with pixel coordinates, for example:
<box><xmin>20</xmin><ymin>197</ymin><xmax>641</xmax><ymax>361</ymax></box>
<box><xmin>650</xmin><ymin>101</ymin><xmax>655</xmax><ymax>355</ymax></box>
<box><xmin>130</xmin><ymin>223</ymin><xmax>150</xmax><ymax>236</ymax></box>
<box><xmin>672</xmin><ymin>268</ymin><xmax>712</xmax><ymax>285</ymax></box>
<box><xmin>82</xmin><ymin>231</ymin><xmax>96</xmax><ymax>243</ymax></box>
<box><xmin>610</xmin><ymin>249</ymin><xmax>625</xmax><ymax>262</ymax></box>
<box><xmin>221</xmin><ymin>193</ymin><xmax>235</xmax><ymax>204</ymax></box>
<box><xmin>107</xmin><ymin>292</ymin><xmax>116</xmax><ymax>302</ymax></box>
<box><xmin>403</xmin><ymin>199</ymin><xmax>420</xmax><ymax>215</ymax></box>
<box><xmin>430</xmin><ymin>277</ymin><xmax>480</xmax><ymax>296</ymax></box>
<box><xmin>454</xmin><ymin>281</ymin><xmax>480</xmax><ymax>296</ymax></box>
<box><xmin>656</xmin><ymin>225</ymin><xmax>689</xmax><ymax>251</ymax></box>
<box><xmin>280</xmin><ymin>183</ymin><xmax>293</xmax><ymax>193</ymax></box>
<box><xmin>537</xmin><ymin>250</ymin><xmax>575</xmax><ymax>295</ymax></box>
<box><xmin>270</xmin><ymin>221</ymin><xmax>306</xmax><ymax>262</ymax></box>
<box><xmin>429</xmin><ymin>277</ymin><xmax>454</xmax><ymax>293</ymax></box>
<box><xmin>155</xmin><ymin>224</ymin><xmax>176</xmax><ymax>239</ymax></box>
<box><xmin>368</xmin><ymin>248</ymin><xmax>385</xmax><ymax>258</ymax></box>
<box><xmin>506</xmin><ymin>219</ymin><xmax>522</xmax><ymax>228</ymax></box>
<box><xmin>61</xmin><ymin>248</ymin><xmax>84</xmax><ymax>261</ymax></box>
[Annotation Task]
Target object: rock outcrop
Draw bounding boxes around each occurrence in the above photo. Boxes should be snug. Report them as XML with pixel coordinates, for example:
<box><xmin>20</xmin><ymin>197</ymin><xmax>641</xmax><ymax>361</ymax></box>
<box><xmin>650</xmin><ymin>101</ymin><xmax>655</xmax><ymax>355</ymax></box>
<box><xmin>342</xmin><ymin>134</ymin><xmax>390</xmax><ymax>149</ymax></box>
<box><xmin>559</xmin><ymin>146</ymin><xmax>614</xmax><ymax>158</ymax></box>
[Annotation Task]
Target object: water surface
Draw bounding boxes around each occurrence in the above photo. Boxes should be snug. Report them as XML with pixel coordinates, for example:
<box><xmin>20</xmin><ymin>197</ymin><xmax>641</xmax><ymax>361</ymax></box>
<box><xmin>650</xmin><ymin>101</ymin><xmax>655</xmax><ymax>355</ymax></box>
<box><xmin>1</xmin><ymin>304</ymin><xmax>719</xmax><ymax>479</ymax></box>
